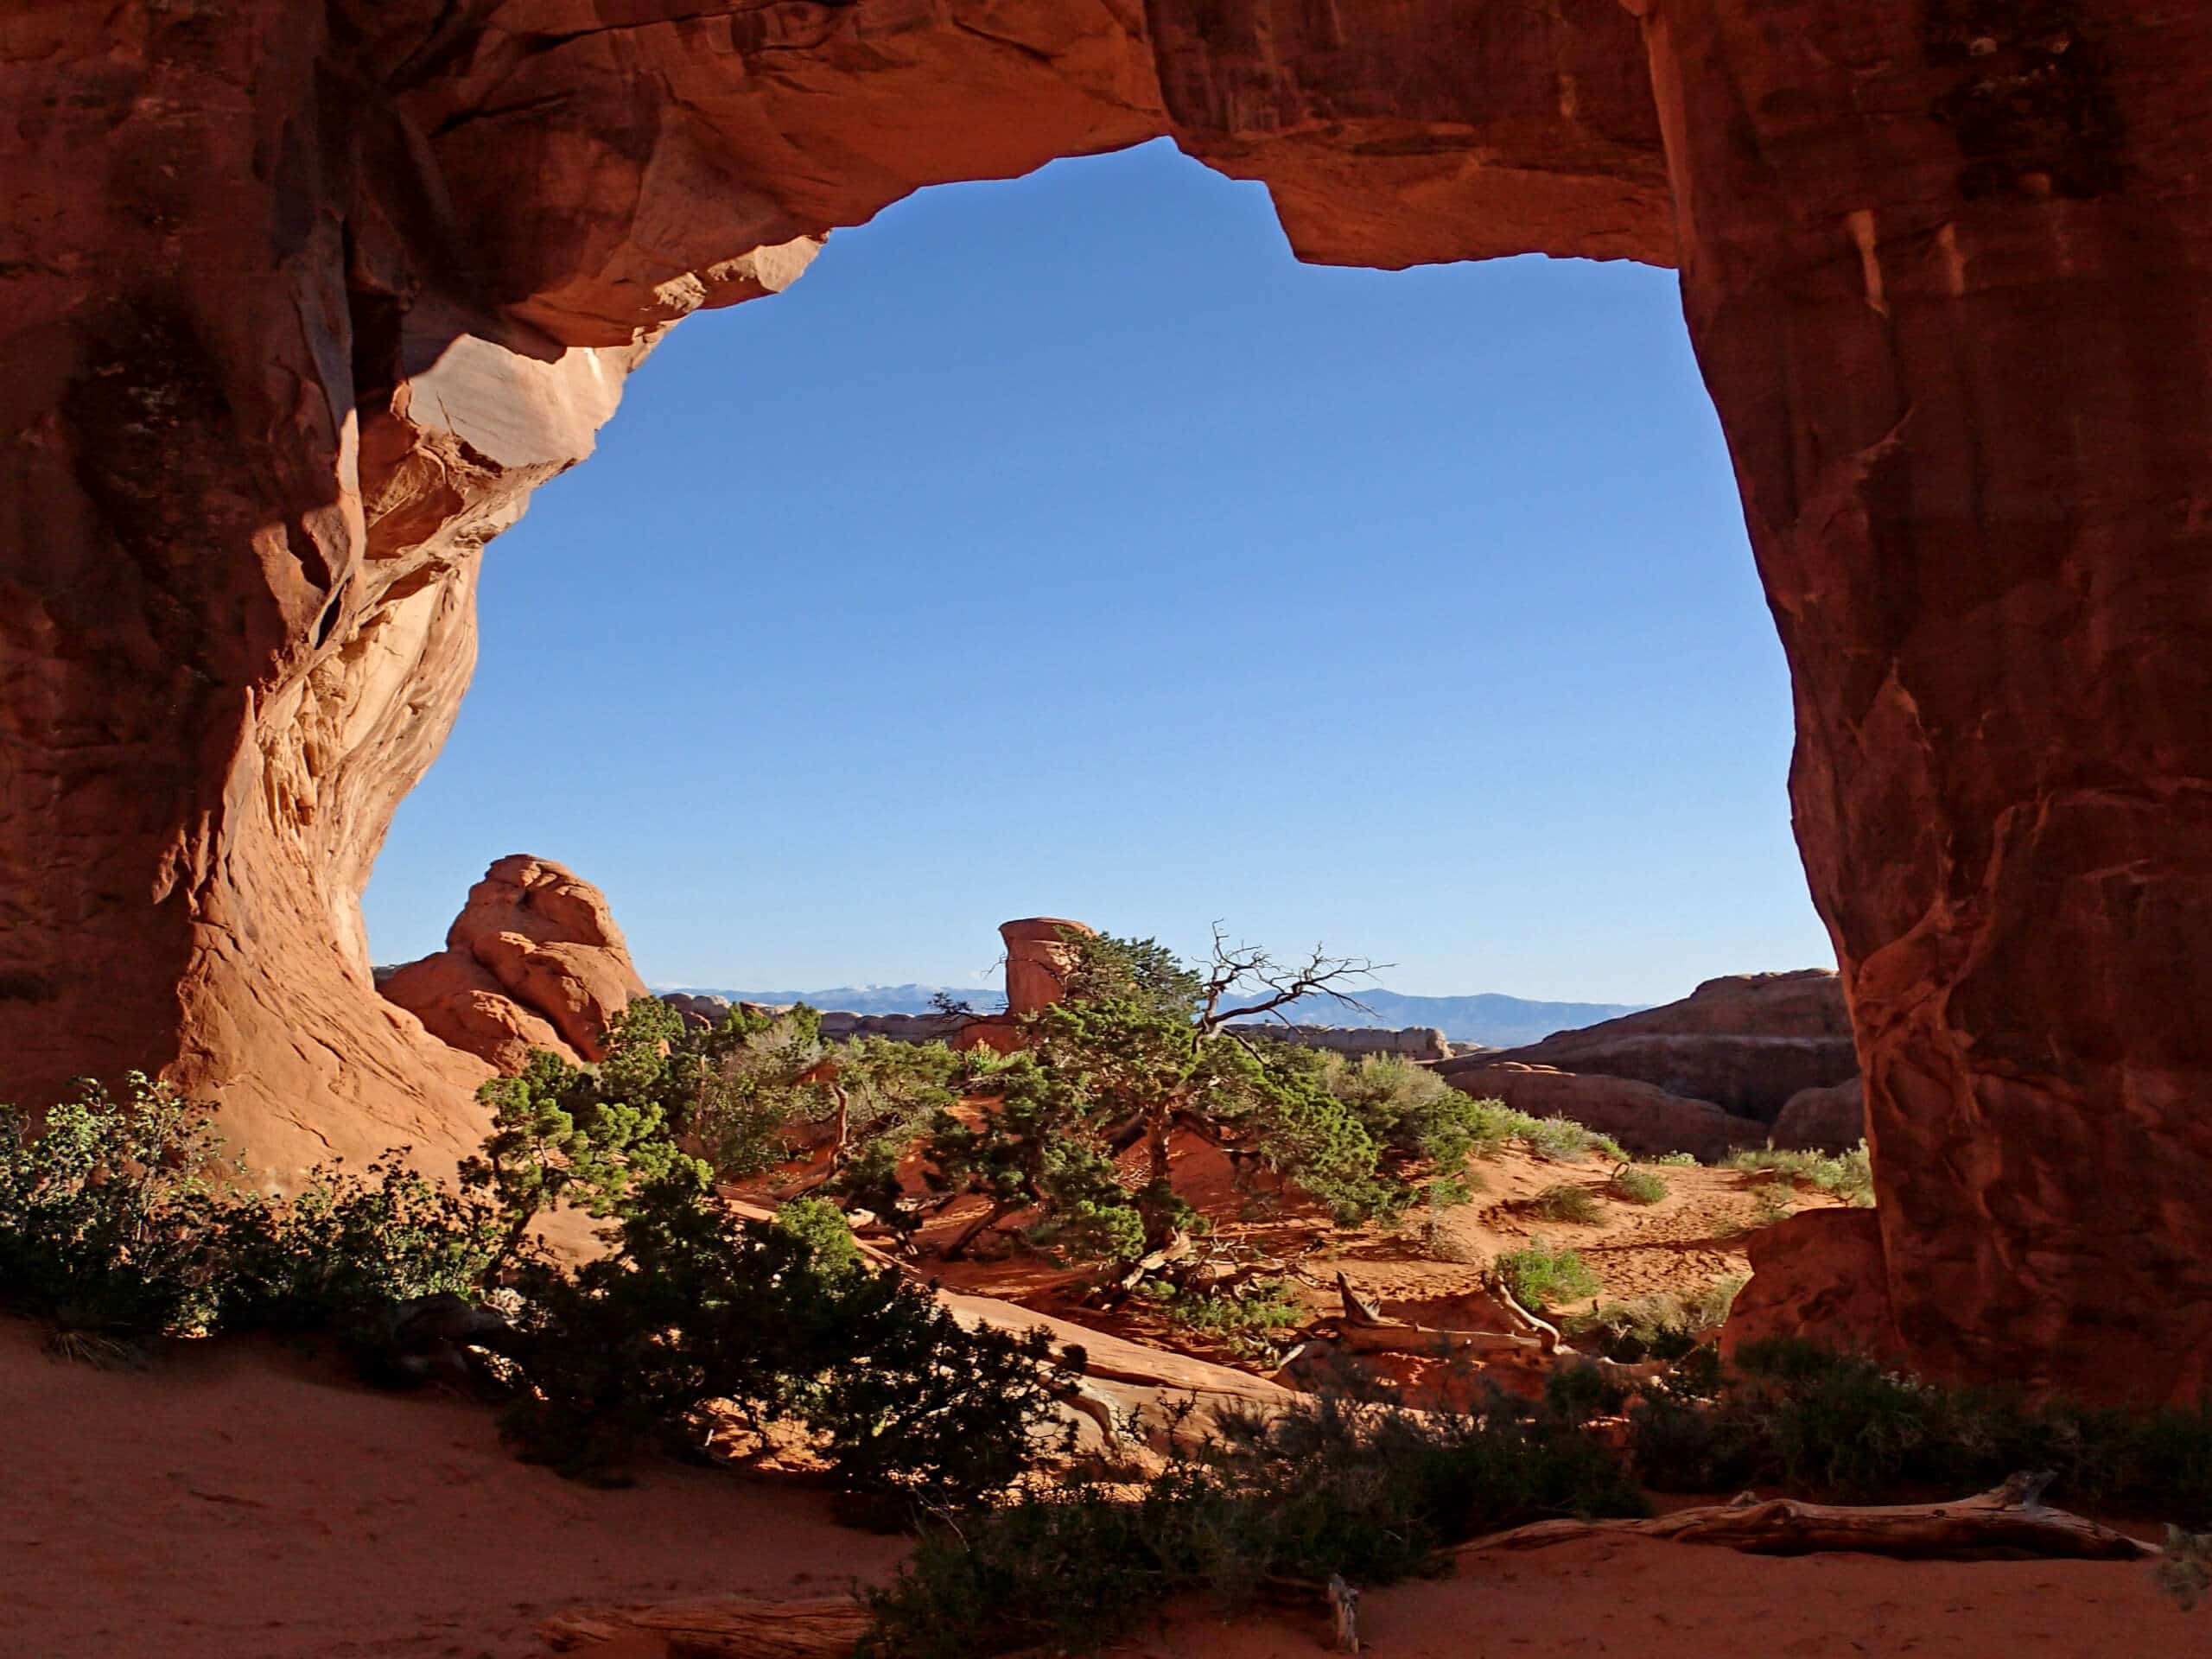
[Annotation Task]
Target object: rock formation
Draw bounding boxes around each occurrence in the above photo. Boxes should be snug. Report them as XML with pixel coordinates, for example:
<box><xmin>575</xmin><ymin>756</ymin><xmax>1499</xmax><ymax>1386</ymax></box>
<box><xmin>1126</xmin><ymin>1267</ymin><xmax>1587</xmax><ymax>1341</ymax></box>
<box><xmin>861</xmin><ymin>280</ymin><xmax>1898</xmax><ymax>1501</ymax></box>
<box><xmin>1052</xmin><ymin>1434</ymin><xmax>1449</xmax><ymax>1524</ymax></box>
<box><xmin>381</xmin><ymin>855</ymin><xmax>649</xmax><ymax>1073</ymax></box>
<box><xmin>3</xmin><ymin>2</ymin><xmax>2208</xmax><ymax>1402</ymax></box>
<box><xmin>1722</xmin><ymin>1210</ymin><xmax>1904</xmax><ymax>1371</ymax></box>
<box><xmin>1230</xmin><ymin>1024</ymin><xmax>1456</xmax><ymax>1063</ymax></box>
<box><xmin>954</xmin><ymin>918</ymin><xmax>1098</xmax><ymax>1053</ymax></box>
<box><xmin>1453</xmin><ymin>971</ymin><xmax>1856</xmax><ymax>1124</ymax></box>
<box><xmin>1772</xmin><ymin>1077</ymin><xmax>1866</xmax><ymax>1155</ymax></box>
<box><xmin>1441</xmin><ymin>1060</ymin><xmax>1765</xmax><ymax>1163</ymax></box>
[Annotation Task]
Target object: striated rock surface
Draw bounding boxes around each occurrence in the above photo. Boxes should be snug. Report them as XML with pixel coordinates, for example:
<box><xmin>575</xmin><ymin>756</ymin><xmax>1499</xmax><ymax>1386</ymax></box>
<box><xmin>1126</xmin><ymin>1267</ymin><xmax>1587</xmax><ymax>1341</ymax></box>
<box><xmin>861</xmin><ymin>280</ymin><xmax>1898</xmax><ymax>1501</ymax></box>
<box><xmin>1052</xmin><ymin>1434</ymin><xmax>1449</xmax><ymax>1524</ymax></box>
<box><xmin>1442</xmin><ymin>1060</ymin><xmax>1765</xmax><ymax>1163</ymax></box>
<box><xmin>1458</xmin><ymin>970</ymin><xmax>1856</xmax><ymax>1124</ymax></box>
<box><xmin>3</xmin><ymin>1</ymin><xmax>2208</xmax><ymax>1400</ymax></box>
<box><xmin>381</xmin><ymin>856</ymin><xmax>648</xmax><ymax>1071</ymax></box>
<box><xmin>1772</xmin><ymin>1077</ymin><xmax>1866</xmax><ymax>1155</ymax></box>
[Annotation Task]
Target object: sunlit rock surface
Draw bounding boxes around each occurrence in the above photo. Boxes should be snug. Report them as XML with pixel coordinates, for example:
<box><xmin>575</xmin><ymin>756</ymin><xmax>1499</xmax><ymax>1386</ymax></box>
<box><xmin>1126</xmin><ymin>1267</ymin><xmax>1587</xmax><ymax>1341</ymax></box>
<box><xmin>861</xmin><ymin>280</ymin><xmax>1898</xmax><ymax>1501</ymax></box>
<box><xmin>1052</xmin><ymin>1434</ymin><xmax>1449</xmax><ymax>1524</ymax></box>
<box><xmin>3</xmin><ymin>1</ymin><xmax>2208</xmax><ymax>1400</ymax></box>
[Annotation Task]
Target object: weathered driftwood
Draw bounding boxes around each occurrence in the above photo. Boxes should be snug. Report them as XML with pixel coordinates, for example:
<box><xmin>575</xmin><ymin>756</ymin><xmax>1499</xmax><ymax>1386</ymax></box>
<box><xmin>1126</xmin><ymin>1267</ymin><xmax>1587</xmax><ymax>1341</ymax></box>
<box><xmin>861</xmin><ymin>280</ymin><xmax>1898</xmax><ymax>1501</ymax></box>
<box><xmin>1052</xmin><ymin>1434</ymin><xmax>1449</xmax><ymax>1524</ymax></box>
<box><xmin>539</xmin><ymin>1595</ymin><xmax>868</xmax><ymax>1657</ymax></box>
<box><xmin>1327</xmin><ymin>1275</ymin><xmax>1665</xmax><ymax>1384</ymax></box>
<box><xmin>1460</xmin><ymin>1472</ymin><xmax>2160</xmax><ymax>1563</ymax></box>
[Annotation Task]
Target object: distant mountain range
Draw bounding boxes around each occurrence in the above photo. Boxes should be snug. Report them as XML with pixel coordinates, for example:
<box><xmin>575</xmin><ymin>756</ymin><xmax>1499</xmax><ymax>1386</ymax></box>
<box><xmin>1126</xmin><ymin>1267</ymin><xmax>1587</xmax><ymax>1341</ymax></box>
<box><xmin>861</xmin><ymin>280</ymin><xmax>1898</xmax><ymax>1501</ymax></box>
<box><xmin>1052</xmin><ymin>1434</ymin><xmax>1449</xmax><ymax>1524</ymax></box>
<box><xmin>662</xmin><ymin>983</ymin><xmax>1647</xmax><ymax>1049</ymax></box>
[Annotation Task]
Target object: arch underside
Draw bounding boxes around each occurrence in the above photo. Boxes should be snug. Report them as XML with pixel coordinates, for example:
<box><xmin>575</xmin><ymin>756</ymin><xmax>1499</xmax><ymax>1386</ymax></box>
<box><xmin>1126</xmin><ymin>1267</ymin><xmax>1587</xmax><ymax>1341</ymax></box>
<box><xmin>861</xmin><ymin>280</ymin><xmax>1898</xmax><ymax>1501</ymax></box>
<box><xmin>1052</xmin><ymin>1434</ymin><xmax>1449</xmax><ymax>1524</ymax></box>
<box><xmin>1</xmin><ymin>0</ymin><xmax>2207</xmax><ymax>1402</ymax></box>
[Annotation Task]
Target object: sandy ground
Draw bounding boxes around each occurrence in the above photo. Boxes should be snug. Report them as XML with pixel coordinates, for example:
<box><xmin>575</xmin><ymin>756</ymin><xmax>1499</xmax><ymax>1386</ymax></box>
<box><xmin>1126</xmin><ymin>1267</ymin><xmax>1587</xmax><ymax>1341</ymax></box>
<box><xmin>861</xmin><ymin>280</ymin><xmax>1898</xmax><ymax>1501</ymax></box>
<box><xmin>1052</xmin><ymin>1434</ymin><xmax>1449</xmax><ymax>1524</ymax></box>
<box><xmin>3</xmin><ymin>1315</ymin><xmax>2192</xmax><ymax>1659</ymax></box>
<box><xmin>0</xmin><ymin>1319</ymin><xmax>903</xmax><ymax>1659</ymax></box>
<box><xmin>1140</xmin><ymin>1535</ymin><xmax>2196</xmax><ymax>1658</ymax></box>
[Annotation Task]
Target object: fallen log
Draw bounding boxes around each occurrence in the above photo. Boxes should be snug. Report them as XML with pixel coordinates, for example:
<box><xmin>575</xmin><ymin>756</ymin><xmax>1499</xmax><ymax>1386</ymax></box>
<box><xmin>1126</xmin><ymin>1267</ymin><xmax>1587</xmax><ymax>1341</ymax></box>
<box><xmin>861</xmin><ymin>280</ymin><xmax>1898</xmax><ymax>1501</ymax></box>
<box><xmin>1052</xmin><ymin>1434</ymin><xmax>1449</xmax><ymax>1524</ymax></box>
<box><xmin>1459</xmin><ymin>1472</ymin><xmax>2160</xmax><ymax>1563</ymax></box>
<box><xmin>540</xmin><ymin>1595</ymin><xmax>868</xmax><ymax>1658</ymax></box>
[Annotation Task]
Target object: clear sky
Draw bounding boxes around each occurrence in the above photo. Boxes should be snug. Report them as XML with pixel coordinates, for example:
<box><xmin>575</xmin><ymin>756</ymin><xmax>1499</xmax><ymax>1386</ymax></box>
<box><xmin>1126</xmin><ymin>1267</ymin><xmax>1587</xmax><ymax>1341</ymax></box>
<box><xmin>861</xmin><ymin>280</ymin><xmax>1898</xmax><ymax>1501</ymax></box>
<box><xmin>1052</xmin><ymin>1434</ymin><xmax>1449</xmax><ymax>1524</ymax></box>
<box><xmin>362</xmin><ymin>138</ymin><xmax>1835</xmax><ymax>1005</ymax></box>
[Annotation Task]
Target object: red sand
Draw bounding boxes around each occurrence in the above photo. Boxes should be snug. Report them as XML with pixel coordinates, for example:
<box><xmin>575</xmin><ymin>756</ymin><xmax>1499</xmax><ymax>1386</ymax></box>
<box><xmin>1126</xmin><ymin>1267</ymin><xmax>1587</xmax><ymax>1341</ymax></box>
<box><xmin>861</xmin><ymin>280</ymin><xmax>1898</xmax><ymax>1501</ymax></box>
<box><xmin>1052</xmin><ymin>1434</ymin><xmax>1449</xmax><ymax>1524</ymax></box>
<box><xmin>1</xmin><ymin>1316</ymin><xmax>2190</xmax><ymax>1658</ymax></box>
<box><xmin>0</xmin><ymin>1319</ymin><xmax>902</xmax><ymax>1659</ymax></box>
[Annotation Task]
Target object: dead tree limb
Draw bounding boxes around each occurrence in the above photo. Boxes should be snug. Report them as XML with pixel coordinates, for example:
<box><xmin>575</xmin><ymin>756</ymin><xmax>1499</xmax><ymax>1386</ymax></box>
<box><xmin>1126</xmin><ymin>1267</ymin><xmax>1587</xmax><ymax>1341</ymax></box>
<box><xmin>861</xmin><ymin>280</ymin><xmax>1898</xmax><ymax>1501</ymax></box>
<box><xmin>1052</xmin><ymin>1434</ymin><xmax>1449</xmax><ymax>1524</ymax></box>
<box><xmin>1458</xmin><ymin>1473</ymin><xmax>2160</xmax><ymax>1563</ymax></box>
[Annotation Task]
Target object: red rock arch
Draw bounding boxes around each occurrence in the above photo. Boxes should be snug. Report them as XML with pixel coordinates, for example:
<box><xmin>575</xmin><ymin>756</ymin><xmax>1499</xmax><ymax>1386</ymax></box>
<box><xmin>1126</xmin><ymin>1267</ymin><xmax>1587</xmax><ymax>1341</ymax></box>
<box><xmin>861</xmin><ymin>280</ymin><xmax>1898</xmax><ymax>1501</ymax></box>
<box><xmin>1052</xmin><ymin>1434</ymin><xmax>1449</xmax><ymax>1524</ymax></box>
<box><xmin>2</xmin><ymin>1</ymin><xmax>2206</xmax><ymax>1402</ymax></box>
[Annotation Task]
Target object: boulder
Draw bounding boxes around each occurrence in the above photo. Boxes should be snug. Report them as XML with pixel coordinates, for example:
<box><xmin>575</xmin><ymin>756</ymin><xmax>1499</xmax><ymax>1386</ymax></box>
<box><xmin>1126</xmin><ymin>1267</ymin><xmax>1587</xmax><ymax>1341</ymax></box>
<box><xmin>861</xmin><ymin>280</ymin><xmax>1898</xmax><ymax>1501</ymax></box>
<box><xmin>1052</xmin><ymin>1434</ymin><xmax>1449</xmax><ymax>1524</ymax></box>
<box><xmin>1772</xmin><ymin>1077</ymin><xmax>1866</xmax><ymax>1154</ymax></box>
<box><xmin>1459</xmin><ymin>970</ymin><xmax>1857</xmax><ymax>1123</ymax></box>
<box><xmin>381</xmin><ymin>856</ymin><xmax>649</xmax><ymax>1071</ymax></box>
<box><xmin>1722</xmin><ymin>1209</ymin><xmax>1904</xmax><ymax>1369</ymax></box>
<box><xmin>660</xmin><ymin>992</ymin><xmax>732</xmax><ymax>1031</ymax></box>
<box><xmin>1442</xmin><ymin>1061</ymin><xmax>1766</xmax><ymax>1162</ymax></box>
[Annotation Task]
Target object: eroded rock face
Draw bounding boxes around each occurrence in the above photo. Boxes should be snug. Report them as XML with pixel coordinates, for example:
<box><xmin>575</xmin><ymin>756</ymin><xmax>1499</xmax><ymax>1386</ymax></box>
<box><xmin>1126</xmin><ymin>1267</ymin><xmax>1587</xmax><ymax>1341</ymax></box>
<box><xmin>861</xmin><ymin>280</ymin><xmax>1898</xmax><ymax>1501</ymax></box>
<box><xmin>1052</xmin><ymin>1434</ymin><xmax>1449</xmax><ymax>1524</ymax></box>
<box><xmin>381</xmin><ymin>856</ymin><xmax>649</xmax><ymax>1071</ymax></box>
<box><xmin>3</xmin><ymin>2</ymin><xmax>2207</xmax><ymax>1401</ymax></box>
<box><xmin>1467</xmin><ymin>970</ymin><xmax>1857</xmax><ymax>1124</ymax></box>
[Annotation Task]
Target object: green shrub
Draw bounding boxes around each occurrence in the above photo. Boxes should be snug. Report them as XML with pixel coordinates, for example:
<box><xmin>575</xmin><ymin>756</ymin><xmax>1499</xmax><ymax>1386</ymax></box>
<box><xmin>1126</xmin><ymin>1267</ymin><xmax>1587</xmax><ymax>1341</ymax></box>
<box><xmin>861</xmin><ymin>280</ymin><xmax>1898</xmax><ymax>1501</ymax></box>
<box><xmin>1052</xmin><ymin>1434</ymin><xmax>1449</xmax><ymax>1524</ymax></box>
<box><xmin>859</xmin><ymin>1384</ymin><xmax>1644</xmax><ymax>1658</ymax></box>
<box><xmin>1630</xmin><ymin>1339</ymin><xmax>2212</xmax><ymax>1522</ymax></box>
<box><xmin>1726</xmin><ymin>1143</ymin><xmax>1875</xmax><ymax>1206</ymax></box>
<box><xmin>1493</xmin><ymin>1240</ymin><xmax>1600</xmax><ymax>1311</ymax></box>
<box><xmin>1319</xmin><ymin>1056</ymin><xmax>1490</xmax><ymax>1205</ymax></box>
<box><xmin>219</xmin><ymin>1154</ymin><xmax>494</xmax><ymax>1335</ymax></box>
<box><xmin>1529</xmin><ymin>1183</ymin><xmax>1604</xmax><ymax>1224</ymax></box>
<box><xmin>1608</xmin><ymin>1166</ymin><xmax>1669</xmax><ymax>1205</ymax></box>
<box><xmin>1162</xmin><ymin>1280</ymin><xmax>1304</xmax><ymax>1358</ymax></box>
<box><xmin>502</xmin><ymin>1178</ymin><xmax>1077</xmax><ymax>1506</ymax></box>
<box><xmin>0</xmin><ymin>1077</ymin><xmax>229</xmax><ymax>1348</ymax></box>
<box><xmin>1644</xmin><ymin>1151</ymin><xmax>1699</xmax><ymax>1167</ymax></box>
<box><xmin>1566</xmin><ymin>1279</ymin><xmax>1741</xmax><ymax>1365</ymax></box>
<box><xmin>770</xmin><ymin>1198</ymin><xmax>864</xmax><ymax>1277</ymax></box>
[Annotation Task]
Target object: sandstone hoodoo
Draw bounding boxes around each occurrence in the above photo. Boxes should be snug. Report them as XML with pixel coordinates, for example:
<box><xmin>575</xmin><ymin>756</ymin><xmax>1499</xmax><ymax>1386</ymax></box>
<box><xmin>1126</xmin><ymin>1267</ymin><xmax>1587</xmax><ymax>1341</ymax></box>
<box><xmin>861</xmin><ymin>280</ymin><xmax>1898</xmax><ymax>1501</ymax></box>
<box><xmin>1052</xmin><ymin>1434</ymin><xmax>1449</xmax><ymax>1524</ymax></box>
<box><xmin>3</xmin><ymin>2</ymin><xmax>2207</xmax><ymax>1402</ymax></box>
<box><xmin>380</xmin><ymin>855</ymin><xmax>650</xmax><ymax>1073</ymax></box>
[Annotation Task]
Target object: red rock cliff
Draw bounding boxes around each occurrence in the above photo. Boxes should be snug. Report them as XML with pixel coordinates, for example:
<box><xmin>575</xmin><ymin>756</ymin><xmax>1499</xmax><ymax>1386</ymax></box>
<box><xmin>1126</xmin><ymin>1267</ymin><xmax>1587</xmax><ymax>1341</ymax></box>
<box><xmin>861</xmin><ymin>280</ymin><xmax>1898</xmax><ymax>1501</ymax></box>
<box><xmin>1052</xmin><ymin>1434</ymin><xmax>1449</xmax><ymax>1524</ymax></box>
<box><xmin>1</xmin><ymin>1</ymin><xmax>2206</xmax><ymax>1402</ymax></box>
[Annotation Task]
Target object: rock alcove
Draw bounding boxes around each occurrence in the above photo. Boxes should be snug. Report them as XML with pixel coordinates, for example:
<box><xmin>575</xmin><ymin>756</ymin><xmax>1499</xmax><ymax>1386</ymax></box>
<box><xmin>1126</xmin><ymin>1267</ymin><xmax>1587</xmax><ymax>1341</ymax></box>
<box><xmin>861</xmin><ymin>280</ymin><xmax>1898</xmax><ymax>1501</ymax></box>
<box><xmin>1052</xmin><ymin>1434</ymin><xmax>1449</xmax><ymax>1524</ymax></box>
<box><xmin>2</xmin><ymin>0</ymin><xmax>2208</xmax><ymax>1403</ymax></box>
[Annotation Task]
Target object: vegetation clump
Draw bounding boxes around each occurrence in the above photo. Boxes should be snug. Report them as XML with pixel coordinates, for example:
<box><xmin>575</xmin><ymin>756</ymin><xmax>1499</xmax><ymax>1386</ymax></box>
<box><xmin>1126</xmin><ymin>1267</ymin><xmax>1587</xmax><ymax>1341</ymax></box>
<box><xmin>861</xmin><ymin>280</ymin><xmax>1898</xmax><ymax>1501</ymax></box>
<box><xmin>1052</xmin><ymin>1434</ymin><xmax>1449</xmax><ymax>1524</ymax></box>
<box><xmin>1492</xmin><ymin>1239</ymin><xmax>1600</xmax><ymax>1312</ymax></box>
<box><xmin>1631</xmin><ymin>1338</ymin><xmax>2212</xmax><ymax>1522</ymax></box>
<box><xmin>1528</xmin><ymin>1183</ymin><xmax>1605</xmax><ymax>1224</ymax></box>
<box><xmin>0</xmin><ymin>1054</ymin><xmax>1079</xmax><ymax>1514</ymax></box>
<box><xmin>858</xmin><ymin>1382</ymin><xmax>1644</xmax><ymax>1659</ymax></box>
<box><xmin>1726</xmin><ymin>1143</ymin><xmax>1875</xmax><ymax>1206</ymax></box>
<box><xmin>1606</xmin><ymin>1166</ymin><xmax>1669</xmax><ymax>1205</ymax></box>
<box><xmin>1157</xmin><ymin>1278</ymin><xmax>1305</xmax><ymax>1359</ymax></box>
<box><xmin>1565</xmin><ymin>1279</ymin><xmax>1742</xmax><ymax>1364</ymax></box>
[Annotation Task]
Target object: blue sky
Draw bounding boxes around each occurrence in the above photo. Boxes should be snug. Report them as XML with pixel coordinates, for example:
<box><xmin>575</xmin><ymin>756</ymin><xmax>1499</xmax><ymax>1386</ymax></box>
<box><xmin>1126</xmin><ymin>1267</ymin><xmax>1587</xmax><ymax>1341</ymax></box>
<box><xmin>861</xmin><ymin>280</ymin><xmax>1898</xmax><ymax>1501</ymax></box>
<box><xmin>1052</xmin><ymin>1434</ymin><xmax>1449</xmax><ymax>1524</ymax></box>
<box><xmin>362</xmin><ymin>138</ymin><xmax>1834</xmax><ymax>1004</ymax></box>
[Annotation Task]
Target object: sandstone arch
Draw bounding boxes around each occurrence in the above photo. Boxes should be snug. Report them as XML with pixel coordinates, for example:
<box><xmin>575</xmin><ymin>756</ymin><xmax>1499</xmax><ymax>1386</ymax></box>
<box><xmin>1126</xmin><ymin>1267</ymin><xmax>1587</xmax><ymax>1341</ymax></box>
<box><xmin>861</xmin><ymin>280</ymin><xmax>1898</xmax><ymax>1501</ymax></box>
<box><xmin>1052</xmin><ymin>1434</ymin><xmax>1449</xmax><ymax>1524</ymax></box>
<box><xmin>2</xmin><ymin>1</ymin><xmax>2206</xmax><ymax>1402</ymax></box>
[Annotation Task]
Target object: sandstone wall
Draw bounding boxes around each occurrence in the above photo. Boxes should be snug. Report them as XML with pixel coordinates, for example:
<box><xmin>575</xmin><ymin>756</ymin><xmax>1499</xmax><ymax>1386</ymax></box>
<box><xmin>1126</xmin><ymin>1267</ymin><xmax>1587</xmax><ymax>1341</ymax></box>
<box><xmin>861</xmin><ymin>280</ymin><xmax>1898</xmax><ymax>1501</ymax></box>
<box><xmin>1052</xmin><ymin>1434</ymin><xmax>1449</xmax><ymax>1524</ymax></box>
<box><xmin>3</xmin><ymin>0</ymin><xmax>2207</xmax><ymax>1400</ymax></box>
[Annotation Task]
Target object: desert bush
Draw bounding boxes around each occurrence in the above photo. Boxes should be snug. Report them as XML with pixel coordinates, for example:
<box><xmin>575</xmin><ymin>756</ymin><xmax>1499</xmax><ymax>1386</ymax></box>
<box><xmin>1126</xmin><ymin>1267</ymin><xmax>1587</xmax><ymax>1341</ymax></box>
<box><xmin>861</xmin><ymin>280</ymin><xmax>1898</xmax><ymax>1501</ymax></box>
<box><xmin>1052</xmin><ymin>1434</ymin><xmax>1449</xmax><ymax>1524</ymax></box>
<box><xmin>1643</xmin><ymin>1151</ymin><xmax>1699</xmax><ymax>1167</ymax></box>
<box><xmin>0</xmin><ymin>1077</ymin><xmax>230</xmax><ymax>1348</ymax></box>
<box><xmin>0</xmin><ymin>1077</ymin><xmax>506</xmax><ymax>1366</ymax></box>
<box><xmin>1726</xmin><ymin>1143</ymin><xmax>1875</xmax><ymax>1206</ymax></box>
<box><xmin>1608</xmin><ymin>1166</ymin><xmax>1669</xmax><ymax>1205</ymax></box>
<box><xmin>1162</xmin><ymin>1279</ymin><xmax>1304</xmax><ymax>1358</ymax></box>
<box><xmin>1566</xmin><ymin>1278</ymin><xmax>1742</xmax><ymax>1365</ymax></box>
<box><xmin>2158</xmin><ymin>1530</ymin><xmax>2212</xmax><ymax>1611</ymax></box>
<box><xmin>502</xmin><ymin>1176</ymin><xmax>1077</xmax><ymax>1505</ymax></box>
<box><xmin>1318</xmin><ymin>1055</ymin><xmax>1488</xmax><ymax>1205</ymax></box>
<box><xmin>1529</xmin><ymin>1183</ymin><xmax>1604</xmax><ymax>1224</ymax></box>
<box><xmin>218</xmin><ymin>1155</ymin><xmax>494</xmax><ymax>1335</ymax></box>
<box><xmin>1452</xmin><ymin>1099</ymin><xmax>1612</xmax><ymax>1165</ymax></box>
<box><xmin>1630</xmin><ymin>1339</ymin><xmax>2212</xmax><ymax>1522</ymax></box>
<box><xmin>858</xmin><ymin>1383</ymin><xmax>1644</xmax><ymax>1659</ymax></box>
<box><xmin>1492</xmin><ymin>1239</ymin><xmax>1599</xmax><ymax>1311</ymax></box>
